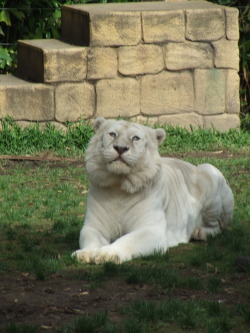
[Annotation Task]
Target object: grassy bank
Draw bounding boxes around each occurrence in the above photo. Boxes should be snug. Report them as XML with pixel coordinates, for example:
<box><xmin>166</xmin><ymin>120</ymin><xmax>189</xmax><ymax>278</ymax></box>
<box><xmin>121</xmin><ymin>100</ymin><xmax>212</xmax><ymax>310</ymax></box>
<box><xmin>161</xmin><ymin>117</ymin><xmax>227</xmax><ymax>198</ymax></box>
<box><xmin>0</xmin><ymin>117</ymin><xmax>249</xmax><ymax>156</ymax></box>
<box><xmin>0</xmin><ymin>121</ymin><xmax>249</xmax><ymax>332</ymax></box>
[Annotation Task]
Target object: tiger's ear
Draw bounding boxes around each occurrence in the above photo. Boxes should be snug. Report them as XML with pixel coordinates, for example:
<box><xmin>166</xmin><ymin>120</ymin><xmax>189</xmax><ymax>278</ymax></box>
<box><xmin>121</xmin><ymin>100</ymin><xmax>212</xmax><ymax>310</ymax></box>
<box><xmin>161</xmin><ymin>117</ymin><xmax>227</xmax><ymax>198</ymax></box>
<box><xmin>93</xmin><ymin>117</ymin><xmax>106</xmax><ymax>133</ymax></box>
<box><xmin>155</xmin><ymin>128</ymin><xmax>166</xmax><ymax>145</ymax></box>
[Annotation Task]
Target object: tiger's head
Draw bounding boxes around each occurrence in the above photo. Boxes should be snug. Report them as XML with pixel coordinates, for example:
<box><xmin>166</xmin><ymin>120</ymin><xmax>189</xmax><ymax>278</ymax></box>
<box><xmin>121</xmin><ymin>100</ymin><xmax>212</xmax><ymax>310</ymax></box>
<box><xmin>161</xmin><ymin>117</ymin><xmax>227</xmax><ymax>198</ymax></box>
<box><xmin>85</xmin><ymin>117</ymin><xmax>166</xmax><ymax>193</ymax></box>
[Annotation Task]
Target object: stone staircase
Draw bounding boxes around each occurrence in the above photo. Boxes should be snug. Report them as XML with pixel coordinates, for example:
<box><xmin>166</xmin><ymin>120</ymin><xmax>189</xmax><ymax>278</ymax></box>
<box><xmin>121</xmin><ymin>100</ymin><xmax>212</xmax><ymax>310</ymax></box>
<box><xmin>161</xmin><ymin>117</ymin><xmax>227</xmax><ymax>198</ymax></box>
<box><xmin>0</xmin><ymin>1</ymin><xmax>240</xmax><ymax>131</ymax></box>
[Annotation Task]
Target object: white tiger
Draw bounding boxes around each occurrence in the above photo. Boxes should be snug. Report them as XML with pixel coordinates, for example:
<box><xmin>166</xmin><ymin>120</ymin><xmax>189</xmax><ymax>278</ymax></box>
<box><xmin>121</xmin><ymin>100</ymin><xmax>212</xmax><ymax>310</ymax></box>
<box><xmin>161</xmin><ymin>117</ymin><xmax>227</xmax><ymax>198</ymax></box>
<box><xmin>73</xmin><ymin>117</ymin><xmax>234</xmax><ymax>264</ymax></box>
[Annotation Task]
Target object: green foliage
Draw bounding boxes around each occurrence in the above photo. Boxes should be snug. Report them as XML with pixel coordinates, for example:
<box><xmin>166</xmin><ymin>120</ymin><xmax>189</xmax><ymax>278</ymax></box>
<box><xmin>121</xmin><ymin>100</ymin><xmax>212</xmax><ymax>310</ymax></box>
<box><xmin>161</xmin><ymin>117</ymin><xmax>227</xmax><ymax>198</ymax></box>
<box><xmin>160</xmin><ymin>124</ymin><xmax>250</xmax><ymax>154</ymax></box>
<box><xmin>0</xmin><ymin>0</ymin><xmax>61</xmax><ymax>39</ymax></box>
<box><xmin>0</xmin><ymin>46</ymin><xmax>12</xmax><ymax>69</ymax></box>
<box><xmin>0</xmin><ymin>117</ymin><xmax>93</xmax><ymax>155</ymax></box>
<box><xmin>0</xmin><ymin>117</ymin><xmax>249</xmax><ymax>156</ymax></box>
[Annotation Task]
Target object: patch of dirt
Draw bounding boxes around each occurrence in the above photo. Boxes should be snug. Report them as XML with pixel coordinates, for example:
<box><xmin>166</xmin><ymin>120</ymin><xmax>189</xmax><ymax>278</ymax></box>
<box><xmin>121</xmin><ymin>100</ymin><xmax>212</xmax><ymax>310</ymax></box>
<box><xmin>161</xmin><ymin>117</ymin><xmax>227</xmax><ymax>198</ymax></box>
<box><xmin>0</xmin><ymin>268</ymin><xmax>249</xmax><ymax>332</ymax></box>
<box><xmin>166</xmin><ymin>150</ymin><xmax>246</xmax><ymax>159</ymax></box>
<box><xmin>0</xmin><ymin>149</ymin><xmax>245</xmax><ymax>171</ymax></box>
<box><xmin>0</xmin><ymin>156</ymin><xmax>84</xmax><ymax>174</ymax></box>
<box><xmin>0</xmin><ymin>270</ymin><xmax>161</xmax><ymax>331</ymax></box>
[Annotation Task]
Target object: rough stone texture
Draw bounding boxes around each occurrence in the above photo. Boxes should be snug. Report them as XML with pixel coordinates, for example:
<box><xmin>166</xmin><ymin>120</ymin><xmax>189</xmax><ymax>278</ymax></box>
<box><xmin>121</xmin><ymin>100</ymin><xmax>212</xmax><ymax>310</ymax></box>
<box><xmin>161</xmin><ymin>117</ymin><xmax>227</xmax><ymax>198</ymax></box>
<box><xmin>225</xmin><ymin>7</ymin><xmax>239</xmax><ymax>40</ymax></box>
<box><xmin>186</xmin><ymin>8</ymin><xmax>225</xmax><ymax>41</ymax></box>
<box><xmin>164</xmin><ymin>42</ymin><xmax>213</xmax><ymax>70</ymax></box>
<box><xmin>55</xmin><ymin>82</ymin><xmax>95</xmax><ymax>122</ymax></box>
<box><xmin>119</xmin><ymin>45</ymin><xmax>164</xmax><ymax>76</ymax></box>
<box><xmin>213</xmin><ymin>39</ymin><xmax>239</xmax><ymax>70</ymax></box>
<box><xmin>159</xmin><ymin>113</ymin><xmax>203</xmax><ymax>129</ymax></box>
<box><xmin>61</xmin><ymin>1</ymin><xmax>219</xmax><ymax>46</ymax></box>
<box><xmin>141</xmin><ymin>71</ymin><xmax>194</xmax><ymax>115</ymax></box>
<box><xmin>96</xmin><ymin>78</ymin><xmax>140</xmax><ymax>118</ymax></box>
<box><xmin>131</xmin><ymin>115</ymin><xmax>159</xmax><ymax>127</ymax></box>
<box><xmin>142</xmin><ymin>10</ymin><xmax>185</xmax><ymax>43</ymax></box>
<box><xmin>194</xmin><ymin>69</ymin><xmax>225</xmax><ymax>115</ymax></box>
<box><xmin>18</xmin><ymin>39</ymin><xmax>87</xmax><ymax>83</ymax></box>
<box><xmin>204</xmin><ymin>114</ymin><xmax>240</xmax><ymax>131</ymax></box>
<box><xmin>0</xmin><ymin>2</ymin><xmax>241</xmax><ymax>130</ymax></box>
<box><xmin>90</xmin><ymin>12</ymin><xmax>141</xmax><ymax>46</ymax></box>
<box><xmin>87</xmin><ymin>47</ymin><xmax>117</xmax><ymax>79</ymax></box>
<box><xmin>43</xmin><ymin>47</ymin><xmax>87</xmax><ymax>83</ymax></box>
<box><xmin>226</xmin><ymin>70</ymin><xmax>240</xmax><ymax>114</ymax></box>
<box><xmin>0</xmin><ymin>75</ymin><xmax>54</xmax><ymax>121</ymax></box>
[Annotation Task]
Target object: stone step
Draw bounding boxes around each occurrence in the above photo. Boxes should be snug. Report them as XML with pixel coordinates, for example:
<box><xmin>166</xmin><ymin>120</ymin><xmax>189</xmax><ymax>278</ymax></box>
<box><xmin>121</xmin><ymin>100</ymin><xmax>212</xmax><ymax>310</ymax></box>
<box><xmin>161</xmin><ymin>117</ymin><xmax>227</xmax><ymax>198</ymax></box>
<box><xmin>61</xmin><ymin>1</ymin><xmax>224</xmax><ymax>46</ymax></box>
<box><xmin>0</xmin><ymin>75</ymin><xmax>54</xmax><ymax>121</ymax></box>
<box><xmin>17</xmin><ymin>39</ymin><xmax>87</xmax><ymax>83</ymax></box>
<box><xmin>0</xmin><ymin>1</ymin><xmax>240</xmax><ymax>132</ymax></box>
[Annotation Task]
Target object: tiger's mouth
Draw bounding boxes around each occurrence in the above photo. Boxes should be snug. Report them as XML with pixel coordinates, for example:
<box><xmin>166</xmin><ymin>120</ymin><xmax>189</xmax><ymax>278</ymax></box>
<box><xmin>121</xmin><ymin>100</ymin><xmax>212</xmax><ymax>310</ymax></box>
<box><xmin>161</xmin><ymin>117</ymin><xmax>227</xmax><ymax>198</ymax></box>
<box><xmin>107</xmin><ymin>157</ymin><xmax>131</xmax><ymax>175</ymax></box>
<box><xmin>110</xmin><ymin>156</ymin><xmax>129</xmax><ymax>165</ymax></box>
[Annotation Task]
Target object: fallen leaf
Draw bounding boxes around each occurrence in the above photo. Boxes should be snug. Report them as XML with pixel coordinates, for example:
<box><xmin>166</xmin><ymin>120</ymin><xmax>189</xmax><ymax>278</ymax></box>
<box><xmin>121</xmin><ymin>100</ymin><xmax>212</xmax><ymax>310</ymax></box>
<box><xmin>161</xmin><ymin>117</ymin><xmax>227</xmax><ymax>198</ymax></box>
<box><xmin>224</xmin><ymin>288</ymin><xmax>235</xmax><ymax>294</ymax></box>
<box><xmin>81</xmin><ymin>190</ymin><xmax>88</xmax><ymax>194</ymax></box>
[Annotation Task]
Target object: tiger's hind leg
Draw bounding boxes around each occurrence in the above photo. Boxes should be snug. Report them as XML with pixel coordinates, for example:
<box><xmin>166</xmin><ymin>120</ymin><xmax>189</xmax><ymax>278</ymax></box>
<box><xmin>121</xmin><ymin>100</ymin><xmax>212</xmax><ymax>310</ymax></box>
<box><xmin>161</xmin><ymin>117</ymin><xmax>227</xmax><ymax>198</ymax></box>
<box><xmin>193</xmin><ymin>164</ymin><xmax>234</xmax><ymax>242</ymax></box>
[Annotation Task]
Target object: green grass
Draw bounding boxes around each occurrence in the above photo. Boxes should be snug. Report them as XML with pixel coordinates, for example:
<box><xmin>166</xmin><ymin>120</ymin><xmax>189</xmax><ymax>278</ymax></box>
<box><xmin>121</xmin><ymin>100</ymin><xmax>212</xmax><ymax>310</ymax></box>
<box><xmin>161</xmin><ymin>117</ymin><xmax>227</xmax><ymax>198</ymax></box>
<box><xmin>0</xmin><ymin>117</ymin><xmax>249</xmax><ymax>156</ymax></box>
<box><xmin>0</xmin><ymin>117</ymin><xmax>94</xmax><ymax>156</ymax></box>
<box><xmin>0</xmin><ymin>120</ymin><xmax>249</xmax><ymax>332</ymax></box>
<box><xmin>159</xmin><ymin>124</ymin><xmax>250</xmax><ymax>154</ymax></box>
<box><xmin>62</xmin><ymin>312</ymin><xmax>108</xmax><ymax>333</ymax></box>
<box><xmin>5</xmin><ymin>322</ymin><xmax>38</xmax><ymax>333</ymax></box>
<box><xmin>0</xmin><ymin>163</ymin><xmax>87</xmax><ymax>276</ymax></box>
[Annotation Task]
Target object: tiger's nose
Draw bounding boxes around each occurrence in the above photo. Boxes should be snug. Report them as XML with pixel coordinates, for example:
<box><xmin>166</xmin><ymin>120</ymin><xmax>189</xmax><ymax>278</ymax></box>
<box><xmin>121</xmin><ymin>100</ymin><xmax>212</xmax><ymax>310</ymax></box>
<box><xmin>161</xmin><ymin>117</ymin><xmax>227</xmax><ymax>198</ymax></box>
<box><xmin>113</xmin><ymin>145</ymin><xmax>129</xmax><ymax>155</ymax></box>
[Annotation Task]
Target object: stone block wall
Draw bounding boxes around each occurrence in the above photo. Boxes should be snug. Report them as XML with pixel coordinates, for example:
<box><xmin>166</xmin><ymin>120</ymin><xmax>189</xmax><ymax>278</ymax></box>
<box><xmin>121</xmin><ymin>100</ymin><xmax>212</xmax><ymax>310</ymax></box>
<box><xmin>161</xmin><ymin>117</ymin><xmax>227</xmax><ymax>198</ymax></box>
<box><xmin>0</xmin><ymin>1</ymin><xmax>240</xmax><ymax>131</ymax></box>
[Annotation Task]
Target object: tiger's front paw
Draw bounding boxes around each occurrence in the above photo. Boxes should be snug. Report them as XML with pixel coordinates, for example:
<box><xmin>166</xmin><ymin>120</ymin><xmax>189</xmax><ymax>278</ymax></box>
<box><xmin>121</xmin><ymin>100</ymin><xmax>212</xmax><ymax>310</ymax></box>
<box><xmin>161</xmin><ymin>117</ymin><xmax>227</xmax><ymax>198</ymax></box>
<box><xmin>95</xmin><ymin>252</ymin><xmax>121</xmax><ymax>265</ymax></box>
<box><xmin>94</xmin><ymin>246</ymin><xmax>131</xmax><ymax>264</ymax></box>
<box><xmin>72</xmin><ymin>249</ymin><xmax>97</xmax><ymax>264</ymax></box>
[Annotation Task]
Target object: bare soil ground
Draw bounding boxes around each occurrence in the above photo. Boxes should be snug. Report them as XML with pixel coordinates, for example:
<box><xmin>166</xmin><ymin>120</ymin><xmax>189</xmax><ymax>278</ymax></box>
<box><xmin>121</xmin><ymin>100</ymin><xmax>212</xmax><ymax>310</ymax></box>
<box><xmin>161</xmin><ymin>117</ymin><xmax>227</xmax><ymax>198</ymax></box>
<box><xmin>1</xmin><ymin>268</ymin><xmax>249</xmax><ymax>332</ymax></box>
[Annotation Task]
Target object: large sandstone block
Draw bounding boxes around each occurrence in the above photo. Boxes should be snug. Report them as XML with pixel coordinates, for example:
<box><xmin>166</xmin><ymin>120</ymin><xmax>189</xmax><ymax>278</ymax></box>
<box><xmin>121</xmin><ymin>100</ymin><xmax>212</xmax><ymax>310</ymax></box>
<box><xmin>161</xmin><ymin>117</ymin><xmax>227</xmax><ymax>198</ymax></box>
<box><xmin>62</xmin><ymin>4</ymin><xmax>141</xmax><ymax>46</ymax></box>
<box><xmin>225</xmin><ymin>7</ymin><xmax>239</xmax><ymax>40</ymax></box>
<box><xmin>119</xmin><ymin>45</ymin><xmax>164</xmax><ymax>76</ymax></box>
<box><xmin>17</xmin><ymin>39</ymin><xmax>87</xmax><ymax>83</ymax></box>
<box><xmin>186</xmin><ymin>8</ymin><xmax>225</xmax><ymax>41</ymax></box>
<box><xmin>204</xmin><ymin>114</ymin><xmax>240</xmax><ymax>131</ymax></box>
<box><xmin>90</xmin><ymin>12</ymin><xmax>141</xmax><ymax>46</ymax></box>
<box><xmin>96</xmin><ymin>78</ymin><xmax>140</xmax><ymax>118</ymax></box>
<box><xmin>55</xmin><ymin>82</ymin><xmax>95</xmax><ymax>122</ymax></box>
<box><xmin>141</xmin><ymin>71</ymin><xmax>194</xmax><ymax>115</ymax></box>
<box><xmin>212</xmin><ymin>39</ymin><xmax>239</xmax><ymax>70</ymax></box>
<box><xmin>87</xmin><ymin>47</ymin><xmax>117</xmax><ymax>79</ymax></box>
<box><xmin>226</xmin><ymin>70</ymin><xmax>240</xmax><ymax>114</ymax></box>
<box><xmin>194</xmin><ymin>69</ymin><xmax>226</xmax><ymax>115</ymax></box>
<box><xmin>165</xmin><ymin>42</ymin><xmax>213</xmax><ymax>70</ymax></box>
<box><xmin>142</xmin><ymin>10</ymin><xmax>185</xmax><ymax>43</ymax></box>
<box><xmin>0</xmin><ymin>75</ymin><xmax>54</xmax><ymax>121</ymax></box>
<box><xmin>131</xmin><ymin>115</ymin><xmax>159</xmax><ymax>127</ymax></box>
<box><xmin>159</xmin><ymin>113</ymin><xmax>203</xmax><ymax>130</ymax></box>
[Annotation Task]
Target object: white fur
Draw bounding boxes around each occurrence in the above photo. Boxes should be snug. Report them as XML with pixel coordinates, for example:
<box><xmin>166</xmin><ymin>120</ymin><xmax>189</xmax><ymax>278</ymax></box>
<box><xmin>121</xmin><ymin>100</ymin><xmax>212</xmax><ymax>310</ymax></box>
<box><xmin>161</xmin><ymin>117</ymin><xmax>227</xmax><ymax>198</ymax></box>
<box><xmin>73</xmin><ymin>118</ymin><xmax>234</xmax><ymax>264</ymax></box>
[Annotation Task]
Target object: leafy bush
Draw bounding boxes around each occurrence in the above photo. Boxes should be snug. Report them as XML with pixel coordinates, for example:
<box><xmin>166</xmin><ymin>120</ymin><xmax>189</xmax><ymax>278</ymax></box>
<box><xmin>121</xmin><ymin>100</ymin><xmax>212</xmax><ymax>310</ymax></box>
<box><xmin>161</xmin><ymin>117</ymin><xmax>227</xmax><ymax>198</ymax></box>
<box><xmin>0</xmin><ymin>0</ymin><xmax>62</xmax><ymax>73</ymax></box>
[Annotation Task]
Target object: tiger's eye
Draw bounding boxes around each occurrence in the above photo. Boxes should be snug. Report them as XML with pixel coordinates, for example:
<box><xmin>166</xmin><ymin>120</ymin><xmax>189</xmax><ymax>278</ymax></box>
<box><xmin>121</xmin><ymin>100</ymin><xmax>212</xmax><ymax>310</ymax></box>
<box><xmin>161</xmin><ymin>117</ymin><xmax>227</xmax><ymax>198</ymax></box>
<box><xmin>132</xmin><ymin>136</ymin><xmax>140</xmax><ymax>142</ymax></box>
<box><xmin>109</xmin><ymin>132</ymin><xmax>116</xmax><ymax>138</ymax></box>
